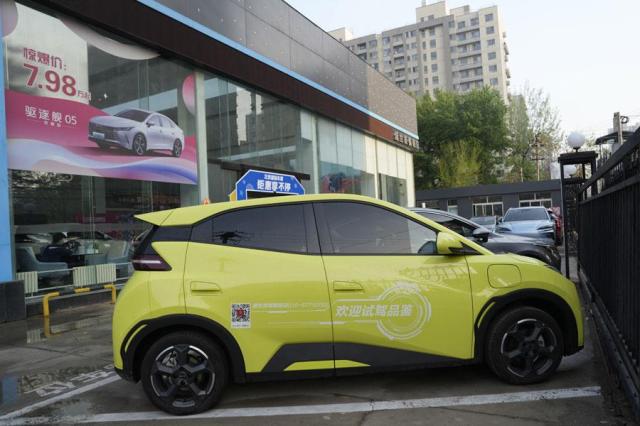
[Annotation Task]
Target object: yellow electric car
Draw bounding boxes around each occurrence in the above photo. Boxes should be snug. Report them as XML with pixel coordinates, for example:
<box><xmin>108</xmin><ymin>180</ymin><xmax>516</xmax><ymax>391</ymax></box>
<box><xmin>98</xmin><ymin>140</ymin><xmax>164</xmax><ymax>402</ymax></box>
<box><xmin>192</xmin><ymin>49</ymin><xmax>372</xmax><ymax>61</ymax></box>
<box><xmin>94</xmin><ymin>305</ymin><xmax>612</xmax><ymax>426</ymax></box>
<box><xmin>113</xmin><ymin>194</ymin><xmax>583</xmax><ymax>415</ymax></box>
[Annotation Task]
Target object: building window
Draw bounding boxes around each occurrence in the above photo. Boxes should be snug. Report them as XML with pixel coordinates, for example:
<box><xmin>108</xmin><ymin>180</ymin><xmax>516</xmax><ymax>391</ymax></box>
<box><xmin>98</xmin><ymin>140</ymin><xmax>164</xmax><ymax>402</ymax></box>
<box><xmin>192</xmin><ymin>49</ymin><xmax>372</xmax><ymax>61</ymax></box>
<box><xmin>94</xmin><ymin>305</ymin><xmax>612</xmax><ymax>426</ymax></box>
<box><xmin>448</xmin><ymin>21</ymin><xmax>455</xmax><ymax>28</ymax></box>
<box><xmin>423</xmin><ymin>53</ymin><xmax>427</xmax><ymax>61</ymax></box>
<box><xmin>490</xmin><ymin>78</ymin><xmax>498</xmax><ymax>86</ymax></box>
<box><xmin>457</xmin><ymin>21</ymin><xmax>466</xmax><ymax>29</ymax></box>
<box><xmin>420</xmin><ymin>200</ymin><xmax>440</xmax><ymax>209</ymax></box>
<box><xmin>519</xmin><ymin>193</ymin><xmax>553</xmax><ymax>208</ymax></box>
<box><xmin>489</xmin><ymin>64</ymin><xmax>497</xmax><ymax>72</ymax></box>
<box><xmin>431</xmin><ymin>64</ymin><xmax>438</xmax><ymax>72</ymax></box>
<box><xmin>488</xmin><ymin>52</ymin><xmax>497</xmax><ymax>60</ymax></box>
<box><xmin>369</xmin><ymin>39</ymin><xmax>378</xmax><ymax>48</ymax></box>
<box><xmin>472</xmin><ymin>196</ymin><xmax>503</xmax><ymax>217</ymax></box>
<box><xmin>427</xmin><ymin>14</ymin><xmax>435</xmax><ymax>21</ymax></box>
<box><xmin>424</xmin><ymin>78</ymin><xmax>429</xmax><ymax>85</ymax></box>
<box><xmin>429</xmin><ymin>28</ymin><xmax>436</xmax><ymax>36</ymax></box>
<box><xmin>488</xmin><ymin>39</ymin><xmax>496</xmax><ymax>46</ymax></box>
<box><xmin>447</xmin><ymin>200</ymin><xmax>458</xmax><ymax>215</ymax></box>
<box><xmin>486</xmin><ymin>26</ymin><xmax>495</xmax><ymax>35</ymax></box>
<box><xmin>430</xmin><ymin>39</ymin><xmax>437</xmax><ymax>48</ymax></box>
<box><xmin>485</xmin><ymin>13</ymin><xmax>494</xmax><ymax>22</ymax></box>
<box><xmin>470</xmin><ymin>17</ymin><xmax>479</xmax><ymax>26</ymax></box>
<box><xmin>383</xmin><ymin>36</ymin><xmax>390</xmax><ymax>45</ymax></box>
<box><xmin>432</xmin><ymin>76</ymin><xmax>439</xmax><ymax>85</ymax></box>
<box><xmin>422</xmin><ymin>41</ymin><xmax>427</xmax><ymax>49</ymax></box>
<box><xmin>431</xmin><ymin>52</ymin><xmax>437</xmax><ymax>60</ymax></box>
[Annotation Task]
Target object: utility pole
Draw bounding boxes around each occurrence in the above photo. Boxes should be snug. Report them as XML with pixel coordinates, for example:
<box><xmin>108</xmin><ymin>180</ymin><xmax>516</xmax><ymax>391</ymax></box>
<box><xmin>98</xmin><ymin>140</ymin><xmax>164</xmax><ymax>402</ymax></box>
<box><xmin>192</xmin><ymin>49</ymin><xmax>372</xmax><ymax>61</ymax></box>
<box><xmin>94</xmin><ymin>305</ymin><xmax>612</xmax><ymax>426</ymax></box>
<box><xmin>531</xmin><ymin>133</ymin><xmax>542</xmax><ymax>181</ymax></box>
<box><xmin>612</xmin><ymin>112</ymin><xmax>629</xmax><ymax>153</ymax></box>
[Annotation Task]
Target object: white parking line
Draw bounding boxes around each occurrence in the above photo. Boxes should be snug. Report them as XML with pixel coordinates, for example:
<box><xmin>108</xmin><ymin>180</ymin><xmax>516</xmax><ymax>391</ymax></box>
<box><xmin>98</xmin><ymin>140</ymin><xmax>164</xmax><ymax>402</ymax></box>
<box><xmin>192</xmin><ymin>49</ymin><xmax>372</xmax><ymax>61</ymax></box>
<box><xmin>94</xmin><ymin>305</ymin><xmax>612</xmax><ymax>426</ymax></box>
<box><xmin>2</xmin><ymin>385</ymin><xmax>601</xmax><ymax>425</ymax></box>
<box><xmin>0</xmin><ymin>375</ymin><xmax>120</xmax><ymax>421</ymax></box>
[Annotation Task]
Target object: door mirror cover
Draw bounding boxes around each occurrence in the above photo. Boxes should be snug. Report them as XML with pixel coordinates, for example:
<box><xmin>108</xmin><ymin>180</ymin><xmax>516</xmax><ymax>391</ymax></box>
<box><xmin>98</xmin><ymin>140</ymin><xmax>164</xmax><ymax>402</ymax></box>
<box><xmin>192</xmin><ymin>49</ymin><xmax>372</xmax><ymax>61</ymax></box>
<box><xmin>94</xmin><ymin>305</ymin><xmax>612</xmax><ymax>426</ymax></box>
<box><xmin>472</xmin><ymin>227</ymin><xmax>491</xmax><ymax>243</ymax></box>
<box><xmin>436</xmin><ymin>232</ymin><xmax>465</xmax><ymax>255</ymax></box>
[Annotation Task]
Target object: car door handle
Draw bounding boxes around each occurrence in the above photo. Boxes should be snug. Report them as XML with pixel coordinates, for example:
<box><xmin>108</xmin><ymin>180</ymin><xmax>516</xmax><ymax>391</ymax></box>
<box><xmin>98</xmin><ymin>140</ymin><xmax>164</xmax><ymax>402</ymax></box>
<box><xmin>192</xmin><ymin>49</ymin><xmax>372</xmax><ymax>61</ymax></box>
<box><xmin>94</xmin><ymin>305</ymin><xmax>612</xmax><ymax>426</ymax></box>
<box><xmin>190</xmin><ymin>281</ymin><xmax>221</xmax><ymax>293</ymax></box>
<box><xmin>333</xmin><ymin>281</ymin><xmax>363</xmax><ymax>292</ymax></box>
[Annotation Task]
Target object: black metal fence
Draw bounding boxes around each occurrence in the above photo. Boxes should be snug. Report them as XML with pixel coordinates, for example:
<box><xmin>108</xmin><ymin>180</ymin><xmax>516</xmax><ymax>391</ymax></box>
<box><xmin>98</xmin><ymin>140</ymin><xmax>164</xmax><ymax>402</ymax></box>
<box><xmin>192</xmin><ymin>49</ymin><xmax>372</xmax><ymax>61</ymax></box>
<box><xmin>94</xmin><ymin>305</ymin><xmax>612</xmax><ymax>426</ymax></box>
<box><xmin>578</xmin><ymin>127</ymin><xmax>640</xmax><ymax>415</ymax></box>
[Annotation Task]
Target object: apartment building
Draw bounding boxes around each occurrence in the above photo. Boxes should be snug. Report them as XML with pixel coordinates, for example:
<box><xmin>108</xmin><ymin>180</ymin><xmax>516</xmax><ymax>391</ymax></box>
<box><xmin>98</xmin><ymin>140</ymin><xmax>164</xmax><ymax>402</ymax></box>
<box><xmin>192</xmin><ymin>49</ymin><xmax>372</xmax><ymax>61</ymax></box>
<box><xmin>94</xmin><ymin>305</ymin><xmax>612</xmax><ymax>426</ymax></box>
<box><xmin>330</xmin><ymin>1</ymin><xmax>510</xmax><ymax>102</ymax></box>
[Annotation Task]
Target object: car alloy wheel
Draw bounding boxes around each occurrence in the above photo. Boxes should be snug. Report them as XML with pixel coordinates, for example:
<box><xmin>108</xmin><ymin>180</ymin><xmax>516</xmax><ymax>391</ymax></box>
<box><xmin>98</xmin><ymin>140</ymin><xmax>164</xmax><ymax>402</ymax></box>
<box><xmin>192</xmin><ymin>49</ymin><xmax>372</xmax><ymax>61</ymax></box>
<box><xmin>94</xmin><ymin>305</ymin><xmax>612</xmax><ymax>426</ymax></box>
<box><xmin>500</xmin><ymin>318</ymin><xmax>557</xmax><ymax>379</ymax></box>
<box><xmin>172</xmin><ymin>140</ymin><xmax>182</xmax><ymax>157</ymax></box>
<box><xmin>133</xmin><ymin>134</ymin><xmax>146</xmax><ymax>156</ymax></box>
<box><xmin>150</xmin><ymin>344</ymin><xmax>216</xmax><ymax>409</ymax></box>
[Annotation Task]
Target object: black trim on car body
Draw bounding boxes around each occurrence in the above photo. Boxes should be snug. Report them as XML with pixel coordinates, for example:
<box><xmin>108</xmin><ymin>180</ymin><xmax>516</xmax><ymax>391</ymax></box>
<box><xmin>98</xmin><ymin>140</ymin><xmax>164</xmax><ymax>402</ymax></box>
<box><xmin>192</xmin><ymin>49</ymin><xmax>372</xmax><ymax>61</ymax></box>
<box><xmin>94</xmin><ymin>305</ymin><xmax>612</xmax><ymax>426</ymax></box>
<box><xmin>473</xmin><ymin>289</ymin><xmax>581</xmax><ymax>360</ymax></box>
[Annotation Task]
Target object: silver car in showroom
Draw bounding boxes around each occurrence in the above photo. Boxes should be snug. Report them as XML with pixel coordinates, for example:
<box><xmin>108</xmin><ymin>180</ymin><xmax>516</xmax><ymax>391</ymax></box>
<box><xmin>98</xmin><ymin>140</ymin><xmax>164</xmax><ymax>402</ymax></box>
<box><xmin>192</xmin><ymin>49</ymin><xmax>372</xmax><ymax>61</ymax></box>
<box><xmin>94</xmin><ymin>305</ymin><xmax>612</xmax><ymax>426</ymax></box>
<box><xmin>88</xmin><ymin>108</ymin><xmax>184</xmax><ymax>157</ymax></box>
<box><xmin>495</xmin><ymin>206</ymin><xmax>557</xmax><ymax>243</ymax></box>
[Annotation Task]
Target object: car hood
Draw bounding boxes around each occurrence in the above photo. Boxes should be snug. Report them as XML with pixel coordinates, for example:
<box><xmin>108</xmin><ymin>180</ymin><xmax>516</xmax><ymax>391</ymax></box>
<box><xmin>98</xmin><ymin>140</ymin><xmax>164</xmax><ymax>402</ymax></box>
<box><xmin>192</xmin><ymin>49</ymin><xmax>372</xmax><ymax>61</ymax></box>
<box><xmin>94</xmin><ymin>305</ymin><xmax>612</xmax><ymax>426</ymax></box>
<box><xmin>90</xmin><ymin>115</ymin><xmax>139</xmax><ymax>128</ymax></box>
<box><xmin>498</xmin><ymin>220</ymin><xmax>552</xmax><ymax>232</ymax></box>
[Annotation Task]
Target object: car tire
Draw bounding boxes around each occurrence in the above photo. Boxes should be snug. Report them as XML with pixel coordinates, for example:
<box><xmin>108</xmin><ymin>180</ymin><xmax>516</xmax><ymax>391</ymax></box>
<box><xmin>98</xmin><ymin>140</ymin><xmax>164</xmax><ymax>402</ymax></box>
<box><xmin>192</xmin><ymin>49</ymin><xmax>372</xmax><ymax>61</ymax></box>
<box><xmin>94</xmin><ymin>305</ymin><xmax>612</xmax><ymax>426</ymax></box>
<box><xmin>172</xmin><ymin>139</ymin><xmax>182</xmax><ymax>158</ymax></box>
<box><xmin>132</xmin><ymin>134</ymin><xmax>147</xmax><ymax>156</ymax></box>
<box><xmin>485</xmin><ymin>306</ymin><xmax>563</xmax><ymax>385</ymax></box>
<box><xmin>96</xmin><ymin>141</ymin><xmax>109</xmax><ymax>150</ymax></box>
<box><xmin>140</xmin><ymin>331</ymin><xmax>228</xmax><ymax>415</ymax></box>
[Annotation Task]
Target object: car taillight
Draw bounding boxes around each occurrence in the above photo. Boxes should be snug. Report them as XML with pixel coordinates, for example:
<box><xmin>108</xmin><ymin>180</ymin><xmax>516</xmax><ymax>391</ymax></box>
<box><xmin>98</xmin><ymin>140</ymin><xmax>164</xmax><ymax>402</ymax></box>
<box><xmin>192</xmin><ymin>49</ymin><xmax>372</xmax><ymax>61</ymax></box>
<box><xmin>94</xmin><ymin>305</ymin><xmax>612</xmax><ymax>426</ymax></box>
<box><xmin>131</xmin><ymin>253</ymin><xmax>171</xmax><ymax>271</ymax></box>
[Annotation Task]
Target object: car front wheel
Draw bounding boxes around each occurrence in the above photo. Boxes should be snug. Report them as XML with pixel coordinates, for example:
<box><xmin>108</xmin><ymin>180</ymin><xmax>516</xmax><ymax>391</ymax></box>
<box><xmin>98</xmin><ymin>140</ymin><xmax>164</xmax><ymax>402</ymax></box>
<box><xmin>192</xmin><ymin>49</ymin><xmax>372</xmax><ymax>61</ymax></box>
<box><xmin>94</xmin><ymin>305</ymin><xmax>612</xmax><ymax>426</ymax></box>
<box><xmin>140</xmin><ymin>331</ymin><xmax>228</xmax><ymax>415</ymax></box>
<box><xmin>172</xmin><ymin>140</ymin><xmax>182</xmax><ymax>157</ymax></box>
<box><xmin>485</xmin><ymin>306</ymin><xmax>563</xmax><ymax>384</ymax></box>
<box><xmin>132</xmin><ymin>134</ymin><xmax>147</xmax><ymax>156</ymax></box>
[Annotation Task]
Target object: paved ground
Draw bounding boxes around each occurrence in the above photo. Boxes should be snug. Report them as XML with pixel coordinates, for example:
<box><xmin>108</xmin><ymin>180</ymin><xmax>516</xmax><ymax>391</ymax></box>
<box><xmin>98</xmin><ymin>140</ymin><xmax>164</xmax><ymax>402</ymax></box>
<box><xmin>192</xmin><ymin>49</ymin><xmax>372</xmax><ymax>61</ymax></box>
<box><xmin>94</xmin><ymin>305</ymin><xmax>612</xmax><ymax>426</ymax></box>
<box><xmin>0</xmin><ymin>257</ymin><xmax>634</xmax><ymax>425</ymax></box>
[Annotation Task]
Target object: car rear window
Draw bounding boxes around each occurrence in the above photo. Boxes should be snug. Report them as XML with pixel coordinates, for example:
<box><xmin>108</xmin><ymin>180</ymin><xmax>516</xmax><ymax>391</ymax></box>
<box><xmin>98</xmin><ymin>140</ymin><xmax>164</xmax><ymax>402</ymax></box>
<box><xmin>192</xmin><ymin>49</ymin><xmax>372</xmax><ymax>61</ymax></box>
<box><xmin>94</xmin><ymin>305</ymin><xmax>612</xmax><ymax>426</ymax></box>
<box><xmin>503</xmin><ymin>208</ymin><xmax>548</xmax><ymax>222</ymax></box>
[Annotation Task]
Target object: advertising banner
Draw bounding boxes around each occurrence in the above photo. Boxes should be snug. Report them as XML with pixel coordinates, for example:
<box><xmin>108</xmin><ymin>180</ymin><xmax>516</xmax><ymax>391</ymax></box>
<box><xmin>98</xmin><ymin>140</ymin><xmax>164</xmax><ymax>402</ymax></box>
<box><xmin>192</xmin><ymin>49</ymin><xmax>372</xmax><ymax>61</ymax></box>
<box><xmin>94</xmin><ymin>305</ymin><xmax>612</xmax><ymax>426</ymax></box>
<box><xmin>1</xmin><ymin>0</ymin><xmax>198</xmax><ymax>185</ymax></box>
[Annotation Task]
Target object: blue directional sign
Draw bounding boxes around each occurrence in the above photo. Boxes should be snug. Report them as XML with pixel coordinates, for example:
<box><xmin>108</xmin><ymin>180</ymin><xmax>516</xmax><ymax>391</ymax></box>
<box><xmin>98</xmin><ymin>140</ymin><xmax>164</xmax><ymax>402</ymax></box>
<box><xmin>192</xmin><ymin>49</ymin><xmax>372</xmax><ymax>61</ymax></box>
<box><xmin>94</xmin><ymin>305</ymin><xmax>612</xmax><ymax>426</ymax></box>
<box><xmin>234</xmin><ymin>169</ymin><xmax>305</xmax><ymax>201</ymax></box>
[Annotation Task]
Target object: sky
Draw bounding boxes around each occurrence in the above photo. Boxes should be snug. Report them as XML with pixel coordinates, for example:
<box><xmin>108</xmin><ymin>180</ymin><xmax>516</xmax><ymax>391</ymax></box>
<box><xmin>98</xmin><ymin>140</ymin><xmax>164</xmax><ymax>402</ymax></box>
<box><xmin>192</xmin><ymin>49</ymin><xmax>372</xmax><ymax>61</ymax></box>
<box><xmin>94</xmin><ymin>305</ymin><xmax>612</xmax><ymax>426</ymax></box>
<box><xmin>285</xmin><ymin>0</ymin><xmax>640</xmax><ymax>139</ymax></box>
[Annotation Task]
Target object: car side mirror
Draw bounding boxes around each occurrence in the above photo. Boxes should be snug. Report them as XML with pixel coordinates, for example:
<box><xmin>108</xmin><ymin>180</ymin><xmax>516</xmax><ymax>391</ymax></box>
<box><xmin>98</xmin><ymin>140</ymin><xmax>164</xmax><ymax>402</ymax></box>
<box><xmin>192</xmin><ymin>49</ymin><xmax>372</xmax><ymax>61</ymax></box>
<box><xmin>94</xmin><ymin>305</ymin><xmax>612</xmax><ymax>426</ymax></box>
<box><xmin>472</xmin><ymin>227</ymin><xmax>490</xmax><ymax>243</ymax></box>
<box><xmin>497</xmin><ymin>217</ymin><xmax>503</xmax><ymax>223</ymax></box>
<box><xmin>146</xmin><ymin>122</ymin><xmax>154</xmax><ymax>127</ymax></box>
<box><xmin>436</xmin><ymin>232</ymin><xmax>464</xmax><ymax>255</ymax></box>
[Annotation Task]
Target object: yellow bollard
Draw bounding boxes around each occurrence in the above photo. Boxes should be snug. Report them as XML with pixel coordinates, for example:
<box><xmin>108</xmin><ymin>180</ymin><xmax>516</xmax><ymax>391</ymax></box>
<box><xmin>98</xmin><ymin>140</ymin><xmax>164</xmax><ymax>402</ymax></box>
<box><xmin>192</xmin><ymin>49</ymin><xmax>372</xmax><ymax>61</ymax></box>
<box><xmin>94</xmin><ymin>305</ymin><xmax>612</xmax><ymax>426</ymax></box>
<box><xmin>42</xmin><ymin>291</ymin><xmax>60</xmax><ymax>318</ymax></box>
<box><xmin>103</xmin><ymin>284</ymin><xmax>117</xmax><ymax>304</ymax></box>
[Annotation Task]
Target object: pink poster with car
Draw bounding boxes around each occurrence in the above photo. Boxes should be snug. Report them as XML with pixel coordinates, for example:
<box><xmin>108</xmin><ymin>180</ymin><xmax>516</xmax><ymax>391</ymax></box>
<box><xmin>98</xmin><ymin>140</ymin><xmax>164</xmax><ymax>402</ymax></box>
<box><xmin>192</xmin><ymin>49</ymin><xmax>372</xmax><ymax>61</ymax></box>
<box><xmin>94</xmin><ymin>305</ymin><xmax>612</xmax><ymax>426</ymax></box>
<box><xmin>2</xmin><ymin>0</ymin><xmax>198</xmax><ymax>185</ymax></box>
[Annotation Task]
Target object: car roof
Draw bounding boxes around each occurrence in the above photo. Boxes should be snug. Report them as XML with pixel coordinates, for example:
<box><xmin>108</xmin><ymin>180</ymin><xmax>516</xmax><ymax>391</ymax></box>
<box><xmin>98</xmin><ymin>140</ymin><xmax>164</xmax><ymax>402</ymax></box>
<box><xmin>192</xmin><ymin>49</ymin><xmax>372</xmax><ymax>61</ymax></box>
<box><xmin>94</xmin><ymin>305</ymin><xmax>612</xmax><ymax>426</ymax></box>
<box><xmin>138</xmin><ymin>195</ymin><xmax>492</xmax><ymax>255</ymax></box>
<box><xmin>141</xmin><ymin>194</ymin><xmax>412</xmax><ymax>227</ymax></box>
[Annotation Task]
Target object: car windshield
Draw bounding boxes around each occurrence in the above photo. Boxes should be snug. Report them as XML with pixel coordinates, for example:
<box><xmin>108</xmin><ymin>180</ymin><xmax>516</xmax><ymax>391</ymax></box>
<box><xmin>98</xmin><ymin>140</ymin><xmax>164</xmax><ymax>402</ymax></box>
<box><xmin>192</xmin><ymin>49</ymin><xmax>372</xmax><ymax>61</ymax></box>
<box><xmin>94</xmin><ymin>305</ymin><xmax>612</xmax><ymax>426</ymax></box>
<box><xmin>115</xmin><ymin>109</ymin><xmax>150</xmax><ymax>122</ymax></box>
<box><xmin>471</xmin><ymin>216</ymin><xmax>494</xmax><ymax>225</ymax></box>
<box><xmin>503</xmin><ymin>208</ymin><xmax>548</xmax><ymax>222</ymax></box>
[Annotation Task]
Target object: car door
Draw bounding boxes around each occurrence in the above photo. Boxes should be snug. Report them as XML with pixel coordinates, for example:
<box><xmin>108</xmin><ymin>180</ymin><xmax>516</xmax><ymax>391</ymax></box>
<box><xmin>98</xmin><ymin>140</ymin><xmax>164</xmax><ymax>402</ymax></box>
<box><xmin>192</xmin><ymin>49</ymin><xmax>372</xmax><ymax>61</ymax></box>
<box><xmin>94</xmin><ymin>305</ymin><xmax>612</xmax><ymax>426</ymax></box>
<box><xmin>315</xmin><ymin>201</ymin><xmax>474</xmax><ymax>370</ymax></box>
<box><xmin>183</xmin><ymin>203</ymin><xmax>334</xmax><ymax>374</ymax></box>
<box><xmin>159</xmin><ymin>116</ymin><xmax>175</xmax><ymax>148</ymax></box>
<box><xmin>145</xmin><ymin>115</ymin><xmax>164</xmax><ymax>149</ymax></box>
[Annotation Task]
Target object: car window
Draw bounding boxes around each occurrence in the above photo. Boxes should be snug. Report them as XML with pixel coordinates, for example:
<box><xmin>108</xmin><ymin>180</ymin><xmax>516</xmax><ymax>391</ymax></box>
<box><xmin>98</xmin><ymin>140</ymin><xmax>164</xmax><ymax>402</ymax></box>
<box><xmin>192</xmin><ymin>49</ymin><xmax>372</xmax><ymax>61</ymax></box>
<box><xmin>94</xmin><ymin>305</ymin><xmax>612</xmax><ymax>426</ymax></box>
<box><xmin>318</xmin><ymin>202</ymin><xmax>437</xmax><ymax>255</ymax></box>
<box><xmin>504</xmin><ymin>208</ymin><xmax>548</xmax><ymax>222</ymax></box>
<box><xmin>192</xmin><ymin>204</ymin><xmax>310</xmax><ymax>253</ymax></box>
<box><xmin>159</xmin><ymin>116</ymin><xmax>173</xmax><ymax>128</ymax></box>
<box><xmin>419</xmin><ymin>212</ymin><xmax>475</xmax><ymax>238</ymax></box>
<box><xmin>147</xmin><ymin>115</ymin><xmax>162</xmax><ymax>126</ymax></box>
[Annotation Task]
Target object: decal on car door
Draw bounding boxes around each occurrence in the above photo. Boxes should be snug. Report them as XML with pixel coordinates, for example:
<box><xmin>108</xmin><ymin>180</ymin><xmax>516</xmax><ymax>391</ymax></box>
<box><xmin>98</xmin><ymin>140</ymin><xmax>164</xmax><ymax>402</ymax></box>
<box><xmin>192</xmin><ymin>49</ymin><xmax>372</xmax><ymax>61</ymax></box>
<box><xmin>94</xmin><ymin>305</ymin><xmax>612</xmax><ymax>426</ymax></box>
<box><xmin>333</xmin><ymin>282</ymin><xmax>432</xmax><ymax>341</ymax></box>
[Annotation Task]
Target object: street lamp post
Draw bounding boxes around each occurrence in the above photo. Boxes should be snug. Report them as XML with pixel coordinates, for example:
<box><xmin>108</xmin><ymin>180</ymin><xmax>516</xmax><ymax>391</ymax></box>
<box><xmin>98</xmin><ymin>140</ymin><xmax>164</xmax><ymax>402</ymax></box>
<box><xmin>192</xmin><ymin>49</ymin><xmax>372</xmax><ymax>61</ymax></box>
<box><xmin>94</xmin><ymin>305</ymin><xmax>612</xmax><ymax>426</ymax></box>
<box><xmin>558</xmin><ymin>132</ymin><xmax>597</xmax><ymax>279</ymax></box>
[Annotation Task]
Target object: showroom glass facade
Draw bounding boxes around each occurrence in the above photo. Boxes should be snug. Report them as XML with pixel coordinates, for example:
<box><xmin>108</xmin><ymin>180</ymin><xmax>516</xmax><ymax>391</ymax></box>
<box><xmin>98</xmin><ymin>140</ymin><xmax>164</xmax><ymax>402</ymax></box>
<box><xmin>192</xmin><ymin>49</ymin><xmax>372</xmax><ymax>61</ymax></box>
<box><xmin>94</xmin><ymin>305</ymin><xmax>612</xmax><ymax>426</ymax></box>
<box><xmin>3</xmin><ymin>2</ymin><xmax>415</xmax><ymax>296</ymax></box>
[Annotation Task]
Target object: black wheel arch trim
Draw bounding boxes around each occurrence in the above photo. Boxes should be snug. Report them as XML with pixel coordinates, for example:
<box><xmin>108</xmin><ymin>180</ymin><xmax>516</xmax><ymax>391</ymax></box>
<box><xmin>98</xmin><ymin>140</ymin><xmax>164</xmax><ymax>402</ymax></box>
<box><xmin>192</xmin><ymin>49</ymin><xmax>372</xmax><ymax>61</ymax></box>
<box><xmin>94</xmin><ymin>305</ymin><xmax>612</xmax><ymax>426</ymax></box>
<box><xmin>120</xmin><ymin>314</ymin><xmax>246</xmax><ymax>383</ymax></box>
<box><xmin>473</xmin><ymin>289</ymin><xmax>580</xmax><ymax>360</ymax></box>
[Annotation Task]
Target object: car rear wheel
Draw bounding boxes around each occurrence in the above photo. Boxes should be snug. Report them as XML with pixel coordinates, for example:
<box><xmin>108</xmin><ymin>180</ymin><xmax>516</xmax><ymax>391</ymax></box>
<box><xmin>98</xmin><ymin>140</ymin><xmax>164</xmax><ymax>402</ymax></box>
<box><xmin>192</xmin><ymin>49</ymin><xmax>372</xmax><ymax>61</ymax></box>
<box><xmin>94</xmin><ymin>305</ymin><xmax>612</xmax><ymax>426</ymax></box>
<box><xmin>172</xmin><ymin>140</ymin><xmax>182</xmax><ymax>157</ymax></box>
<box><xmin>140</xmin><ymin>331</ymin><xmax>227</xmax><ymax>415</ymax></box>
<box><xmin>485</xmin><ymin>306</ymin><xmax>563</xmax><ymax>384</ymax></box>
<box><xmin>132</xmin><ymin>134</ymin><xmax>146</xmax><ymax>156</ymax></box>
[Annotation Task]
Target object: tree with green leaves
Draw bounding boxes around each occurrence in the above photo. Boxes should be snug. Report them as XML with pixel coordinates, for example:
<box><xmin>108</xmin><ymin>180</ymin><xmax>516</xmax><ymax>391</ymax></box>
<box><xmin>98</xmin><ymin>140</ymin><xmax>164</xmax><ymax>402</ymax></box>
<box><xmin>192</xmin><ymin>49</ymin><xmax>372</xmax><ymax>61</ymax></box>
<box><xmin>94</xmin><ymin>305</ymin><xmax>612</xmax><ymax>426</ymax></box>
<box><xmin>504</xmin><ymin>86</ymin><xmax>562</xmax><ymax>182</ymax></box>
<box><xmin>414</xmin><ymin>87</ymin><xmax>508</xmax><ymax>189</ymax></box>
